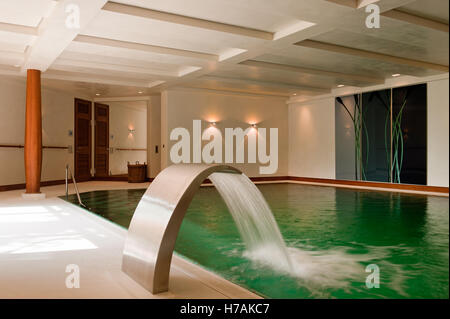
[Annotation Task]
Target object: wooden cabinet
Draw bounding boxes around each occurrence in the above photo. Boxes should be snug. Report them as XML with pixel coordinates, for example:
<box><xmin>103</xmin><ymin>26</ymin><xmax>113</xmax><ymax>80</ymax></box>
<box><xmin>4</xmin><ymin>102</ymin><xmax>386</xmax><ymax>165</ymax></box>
<box><xmin>127</xmin><ymin>163</ymin><xmax>147</xmax><ymax>183</ymax></box>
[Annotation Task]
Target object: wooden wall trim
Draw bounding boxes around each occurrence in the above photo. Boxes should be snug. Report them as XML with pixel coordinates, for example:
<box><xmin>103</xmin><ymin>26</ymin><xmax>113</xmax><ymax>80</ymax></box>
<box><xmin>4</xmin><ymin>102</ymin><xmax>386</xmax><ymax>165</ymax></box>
<box><xmin>115</xmin><ymin>148</ymin><xmax>147</xmax><ymax>151</ymax></box>
<box><xmin>0</xmin><ymin>144</ymin><xmax>68</xmax><ymax>149</ymax></box>
<box><xmin>92</xmin><ymin>174</ymin><xmax>153</xmax><ymax>182</ymax></box>
<box><xmin>287</xmin><ymin>176</ymin><xmax>449</xmax><ymax>194</ymax></box>
<box><xmin>43</xmin><ymin>146</ymin><xmax>69</xmax><ymax>150</ymax></box>
<box><xmin>0</xmin><ymin>144</ymin><xmax>23</xmax><ymax>148</ymax></box>
<box><xmin>0</xmin><ymin>179</ymin><xmax>73</xmax><ymax>192</ymax></box>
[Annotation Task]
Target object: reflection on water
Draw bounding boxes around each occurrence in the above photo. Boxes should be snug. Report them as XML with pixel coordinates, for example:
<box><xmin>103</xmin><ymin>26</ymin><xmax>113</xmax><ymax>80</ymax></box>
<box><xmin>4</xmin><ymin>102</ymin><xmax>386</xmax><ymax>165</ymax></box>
<box><xmin>63</xmin><ymin>184</ymin><xmax>449</xmax><ymax>299</ymax></box>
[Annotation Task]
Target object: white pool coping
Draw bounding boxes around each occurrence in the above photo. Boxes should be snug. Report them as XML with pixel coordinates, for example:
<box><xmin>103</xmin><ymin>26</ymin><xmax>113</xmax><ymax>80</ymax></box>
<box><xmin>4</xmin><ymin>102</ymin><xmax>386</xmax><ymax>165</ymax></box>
<box><xmin>0</xmin><ymin>182</ymin><xmax>260</xmax><ymax>299</ymax></box>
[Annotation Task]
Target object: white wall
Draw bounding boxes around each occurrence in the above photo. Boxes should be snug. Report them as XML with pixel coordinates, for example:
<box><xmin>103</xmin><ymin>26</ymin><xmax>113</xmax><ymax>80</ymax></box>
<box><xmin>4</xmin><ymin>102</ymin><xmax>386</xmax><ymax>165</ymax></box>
<box><xmin>427</xmin><ymin>78</ymin><xmax>449</xmax><ymax>187</ymax></box>
<box><xmin>288</xmin><ymin>97</ymin><xmax>336</xmax><ymax>179</ymax></box>
<box><xmin>0</xmin><ymin>76</ymin><xmax>75</xmax><ymax>186</ymax></box>
<box><xmin>288</xmin><ymin>74</ymin><xmax>450</xmax><ymax>187</ymax></box>
<box><xmin>109</xmin><ymin>102</ymin><xmax>147</xmax><ymax>175</ymax></box>
<box><xmin>161</xmin><ymin>89</ymin><xmax>288</xmax><ymax>177</ymax></box>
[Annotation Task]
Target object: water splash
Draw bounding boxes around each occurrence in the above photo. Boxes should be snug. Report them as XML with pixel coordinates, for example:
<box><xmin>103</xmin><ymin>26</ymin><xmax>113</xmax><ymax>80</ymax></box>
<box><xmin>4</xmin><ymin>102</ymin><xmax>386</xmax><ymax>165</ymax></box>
<box><xmin>210</xmin><ymin>173</ymin><xmax>410</xmax><ymax>297</ymax></box>
<box><xmin>210</xmin><ymin>172</ymin><xmax>293</xmax><ymax>271</ymax></box>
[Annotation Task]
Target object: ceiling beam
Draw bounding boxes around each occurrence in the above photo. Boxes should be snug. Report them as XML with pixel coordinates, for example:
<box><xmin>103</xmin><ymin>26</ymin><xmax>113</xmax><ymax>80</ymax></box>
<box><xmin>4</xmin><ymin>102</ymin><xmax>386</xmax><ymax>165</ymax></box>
<box><xmin>239</xmin><ymin>60</ymin><xmax>385</xmax><ymax>85</ymax></box>
<box><xmin>22</xmin><ymin>0</ymin><xmax>108</xmax><ymax>71</ymax></box>
<box><xmin>0</xmin><ymin>22</ymin><xmax>38</xmax><ymax>36</ymax></box>
<box><xmin>102</xmin><ymin>1</ymin><xmax>273</xmax><ymax>40</ymax></box>
<box><xmin>325</xmin><ymin>0</ymin><xmax>358</xmax><ymax>8</ymax></box>
<box><xmin>42</xmin><ymin>70</ymin><xmax>156</xmax><ymax>88</ymax></box>
<box><xmin>200</xmin><ymin>75</ymin><xmax>331</xmax><ymax>93</ymax></box>
<box><xmin>295</xmin><ymin>39</ymin><xmax>449</xmax><ymax>72</ymax></box>
<box><xmin>184</xmin><ymin>84</ymin><xmax>292</xmax><ymax>97</ymax></box>
<box><xmin>381</xmin><ymin>9</ymin><xmax>449</xmax><ymax>33</ymax></box>
<box><xmin>74</xmin><ymin>35</ymin><xmax>218</xmax><ymax>61</ymax></box>
<box><xmin>325</xmin><ymin>0</ymin><xmax>380</xmax><ymax>9</ymax></box>
<box><xmin>52</xmin><ymin>58</ymin><xmax>178</xmax><ymax>78</ymax></box>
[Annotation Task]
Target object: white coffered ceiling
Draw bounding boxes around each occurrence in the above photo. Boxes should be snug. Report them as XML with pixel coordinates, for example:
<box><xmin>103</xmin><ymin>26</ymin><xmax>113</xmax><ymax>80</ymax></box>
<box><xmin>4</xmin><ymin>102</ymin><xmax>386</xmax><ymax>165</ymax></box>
<box><xmin>0</xmin><ymin>0</ymin><xmax>448</xmax><ymax>98</ymax></box>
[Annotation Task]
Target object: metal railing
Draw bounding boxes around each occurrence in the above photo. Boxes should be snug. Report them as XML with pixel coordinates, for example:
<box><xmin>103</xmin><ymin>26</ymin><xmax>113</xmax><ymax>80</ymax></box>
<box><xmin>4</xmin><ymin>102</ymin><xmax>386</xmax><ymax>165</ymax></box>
<box><xmin>65</xmin><ymin>164</ymin><xmax>87</xmax><ymax>208</ymax></box>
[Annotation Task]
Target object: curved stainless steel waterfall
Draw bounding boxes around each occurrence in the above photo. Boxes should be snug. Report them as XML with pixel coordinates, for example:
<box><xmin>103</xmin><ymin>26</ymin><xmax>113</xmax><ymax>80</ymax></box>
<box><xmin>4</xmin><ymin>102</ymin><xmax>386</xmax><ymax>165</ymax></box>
<box><xmin>122</xmin><ymin>164</ymin><xmax>241</xmax><ymax>294</ymax></box>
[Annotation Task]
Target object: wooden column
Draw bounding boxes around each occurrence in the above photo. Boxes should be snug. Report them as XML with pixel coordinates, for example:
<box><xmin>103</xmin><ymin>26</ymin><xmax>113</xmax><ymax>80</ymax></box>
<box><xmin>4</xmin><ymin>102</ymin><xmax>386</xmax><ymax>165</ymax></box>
<box><xmin>24</xmin><ymin>69</ymin><xmax>42</xmax><ymax>194</ymax></box>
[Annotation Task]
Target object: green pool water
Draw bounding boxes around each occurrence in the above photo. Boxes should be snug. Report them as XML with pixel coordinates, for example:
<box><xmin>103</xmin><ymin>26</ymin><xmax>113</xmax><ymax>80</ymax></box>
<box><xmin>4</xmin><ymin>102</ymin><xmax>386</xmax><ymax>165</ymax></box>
<box><xmin>62</xmin><ymin>183</ymin><xmax>449</xmax><ymax>299</ymax></box>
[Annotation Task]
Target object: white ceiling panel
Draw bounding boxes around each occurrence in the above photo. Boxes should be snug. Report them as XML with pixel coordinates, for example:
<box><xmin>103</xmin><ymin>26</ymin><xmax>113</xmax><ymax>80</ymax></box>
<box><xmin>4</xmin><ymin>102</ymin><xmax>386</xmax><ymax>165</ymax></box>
<box><xmin>41</xmin><ymin>76</ymin><xmax>157</xmax><ymax>97</ymax></box>
<box><xmin>65</xmin><ymin>41</ymin><xmax>209</xmax><ymax>66</ymax></box>
<box><xmin>255</xmin><ymin>46</ymin><xmax>444</xmax><ymax>78</ymax></box>
<box><xmin>311</xmin><ymin>27</ymin><xmax>449</xmax><ymax>66</ymax></box>
<box><xmin>210</xmin><ymin>65</ymin><xmax>341</xmax><ymax>89</ymax></box>
<box><xmin>399</xmin><ymin>0</ymin><xmax>449</xmax><ymax>24</ymax></box>
<box><xmin>48</xmin><ymin>63</ymin><xmax>168</xmax><ymax>82</ymax></box>
<box><xmin>81</xmin><ymin>10</ymin><xmax>264</xmax><ymax>56</ymax></box>
<box><xmin>57</xmin><ymin>51</ymin><xmax>183</xmax><ymax>75</ymax></box>
<box><xmin>112</xmin><ymin>0</ymin><xmax>344</xmax><ymax>31</ymax></box>
<box><xmin>0</xmin><ymin>0</ymin><xmax>54</xmax><ymax>27</ymax></box>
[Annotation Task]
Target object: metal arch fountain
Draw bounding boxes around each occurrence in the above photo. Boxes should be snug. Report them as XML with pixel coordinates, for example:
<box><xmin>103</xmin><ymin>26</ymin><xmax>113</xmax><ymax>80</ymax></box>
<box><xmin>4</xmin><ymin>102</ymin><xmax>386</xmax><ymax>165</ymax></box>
<box><xmin>122</xmin><ymin>163</ymin><xmax>291</xmax><ymax>294</ymax></box>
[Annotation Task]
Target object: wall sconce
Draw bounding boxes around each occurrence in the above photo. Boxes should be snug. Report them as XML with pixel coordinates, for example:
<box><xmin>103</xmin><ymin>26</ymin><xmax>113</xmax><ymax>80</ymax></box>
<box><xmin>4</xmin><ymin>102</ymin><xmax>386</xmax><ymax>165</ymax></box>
<box><xmin>210</xmin><ymin>122</ymin><xmax>216</xmax><ymax>127</ymax></box>
<box><xmin>128</xmin><ymin>128</ymin><xmax>136</xmax><ymax>134</ymax></box>
<box><xmin>251</xmin><ymin>123</ymin><xmax>257</xmax><ymax>128</ymax></box>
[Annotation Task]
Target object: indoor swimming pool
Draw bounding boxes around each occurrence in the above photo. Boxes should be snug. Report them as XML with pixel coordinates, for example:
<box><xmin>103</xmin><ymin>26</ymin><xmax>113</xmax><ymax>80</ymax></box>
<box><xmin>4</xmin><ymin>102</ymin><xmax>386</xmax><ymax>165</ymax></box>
<box><xmin>63</xmin><ymin>183</ymin><xmax>449</xmax><ymax>299</ymax></box>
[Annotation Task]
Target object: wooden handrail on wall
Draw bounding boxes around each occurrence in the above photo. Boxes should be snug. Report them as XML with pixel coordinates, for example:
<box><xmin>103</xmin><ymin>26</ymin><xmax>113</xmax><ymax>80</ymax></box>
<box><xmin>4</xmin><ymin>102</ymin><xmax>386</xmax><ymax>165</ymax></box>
<box><xmin>0</xmin><ymin>144</ymin><xmax>68</xmax><ymax>149</ymax></box>
<box><xmin>115</xmin><ymin>148</ymin><xmax>147</xmax><ymax>151</ymax></box>
<box><xmin>43</xmin><ymin>146</ymin><xmax>69</xmax><ymax>150</ymax></box>
<box><xmin>0</xmin><ymin>144</ymin><xmax>23</xmax><ymax>148</ymax></box>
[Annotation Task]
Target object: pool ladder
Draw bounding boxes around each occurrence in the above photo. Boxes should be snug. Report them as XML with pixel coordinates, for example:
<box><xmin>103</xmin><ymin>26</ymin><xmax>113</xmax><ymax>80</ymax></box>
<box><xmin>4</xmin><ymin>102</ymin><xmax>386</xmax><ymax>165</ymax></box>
<box><xmin>65</xmin><ymin>164</ymin><xmax>87</xmax><ymax>208</ymax></box>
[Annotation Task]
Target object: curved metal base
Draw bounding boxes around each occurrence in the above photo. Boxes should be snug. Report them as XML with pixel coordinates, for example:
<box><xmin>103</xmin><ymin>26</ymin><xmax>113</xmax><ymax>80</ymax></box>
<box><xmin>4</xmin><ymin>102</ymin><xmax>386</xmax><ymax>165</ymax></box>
<box><xmin>122</xmin><ymin>164</ymin><xmax>241</xmax><ymax>294</ymax></box>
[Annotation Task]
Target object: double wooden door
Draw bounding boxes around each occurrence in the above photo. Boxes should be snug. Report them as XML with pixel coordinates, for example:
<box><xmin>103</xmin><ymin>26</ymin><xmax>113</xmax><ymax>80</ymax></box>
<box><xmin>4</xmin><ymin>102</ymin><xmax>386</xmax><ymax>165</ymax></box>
<box><xmin>74</xmin><ymin>100</ymin><xmax>109</xmax><ymax>180</ymax></box>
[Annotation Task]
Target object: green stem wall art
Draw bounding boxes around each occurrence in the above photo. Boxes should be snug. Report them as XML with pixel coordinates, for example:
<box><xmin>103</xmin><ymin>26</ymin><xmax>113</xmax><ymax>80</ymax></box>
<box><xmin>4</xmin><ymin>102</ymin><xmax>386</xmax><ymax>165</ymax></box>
<box><xmin>336</xmin><ymin>94</ymin><xmax>369</xmax><ymax>181</ymax></box>
<box><xmin>335</xmin><ymin>84</ymin><xmax>426</xmax><ymax>185</ymax></box>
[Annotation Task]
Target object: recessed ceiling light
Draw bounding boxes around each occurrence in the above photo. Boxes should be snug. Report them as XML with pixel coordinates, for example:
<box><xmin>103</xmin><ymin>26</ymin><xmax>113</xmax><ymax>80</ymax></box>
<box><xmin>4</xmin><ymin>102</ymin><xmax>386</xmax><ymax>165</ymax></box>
<box><xmin>392</xmin><ymin>73</ymin><xmax>401</xmax><ymax>77</ymax></box>
<box><xmin>95</xmin><ymin>93</ymin><xmax>101</xmax><ymax>96</ymax></box>
<box><xmin>337</xmin><ymin>84</ymin><xmax>345</xmax><ymax>88</ymax></box>
<box><xmin>138</xmin><ymin>91</ymin><xmax>143</xmax><ymax>94</ymax></box>
<box><xmin>292</xmin><ymin>93</ymin><xmax>297</xmax><ymax>96</ymax></box>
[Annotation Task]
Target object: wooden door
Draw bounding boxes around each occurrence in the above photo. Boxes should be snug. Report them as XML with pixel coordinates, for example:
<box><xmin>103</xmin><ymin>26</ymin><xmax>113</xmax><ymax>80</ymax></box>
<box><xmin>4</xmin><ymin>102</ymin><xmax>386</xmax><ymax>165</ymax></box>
<box><xmin>74</xmin><ymin>98</ymin><xmax>92</xmax><ymax>182</ymax></box>
<box><xmin>94</xmin><ymin>103</ymin><xmax>109</xmax><ymax>177</ymax></box>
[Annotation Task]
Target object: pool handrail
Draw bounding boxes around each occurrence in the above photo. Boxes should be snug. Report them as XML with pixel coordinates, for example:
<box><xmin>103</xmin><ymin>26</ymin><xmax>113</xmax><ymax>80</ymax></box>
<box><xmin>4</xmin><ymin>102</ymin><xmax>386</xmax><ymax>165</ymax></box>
<box><xmin>65</xmin><ymin>164</ymin><xmax>87</xmax><ymax>208</ymax></box>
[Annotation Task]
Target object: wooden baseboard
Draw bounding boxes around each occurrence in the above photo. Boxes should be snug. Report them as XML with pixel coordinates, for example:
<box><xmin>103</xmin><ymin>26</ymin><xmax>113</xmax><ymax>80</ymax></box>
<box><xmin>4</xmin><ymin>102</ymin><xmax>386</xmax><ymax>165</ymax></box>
<box><xmin>92</xmin><ymin>174</ymin><xmax>152</xmax><ymax>182</ymax></box>
<box><xmin>202</xmin><ymin>175</ymin><xmax>290</xmax><ymax>184</ymax></box>
<box><xmin>287</xmin><ymin>176</ymin><xmax>449</xmax><ymax>194</ymax></box>
<box><xmin>92</xmin><ymin>174</ymin><xmax>128</xmax><ymax>181</ymax></box>
<box><xmin>0</xmin><ymin>179</ymin><xmax>72</xmax><ymax>192</ymax></box>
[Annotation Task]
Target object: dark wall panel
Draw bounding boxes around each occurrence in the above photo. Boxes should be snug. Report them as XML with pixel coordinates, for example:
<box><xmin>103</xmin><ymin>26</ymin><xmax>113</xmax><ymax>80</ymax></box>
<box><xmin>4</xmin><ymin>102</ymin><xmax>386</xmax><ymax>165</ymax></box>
<box><xmin>392</xmin><ymin>84</ymin><xmax>427</xmax><ymax>185</ymax></box>
<box><xmin>362</xmin><ymin>89</ymin><xmax>391</xmax><ymax>182</ymax></box>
